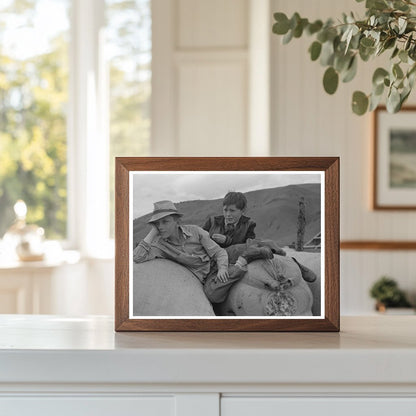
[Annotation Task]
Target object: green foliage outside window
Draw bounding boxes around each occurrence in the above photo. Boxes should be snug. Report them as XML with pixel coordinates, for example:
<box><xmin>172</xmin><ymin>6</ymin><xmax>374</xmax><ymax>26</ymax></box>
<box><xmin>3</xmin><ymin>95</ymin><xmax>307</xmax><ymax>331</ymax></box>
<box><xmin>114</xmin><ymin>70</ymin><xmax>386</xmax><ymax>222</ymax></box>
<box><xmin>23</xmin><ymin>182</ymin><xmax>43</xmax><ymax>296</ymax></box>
<box><xmin>0</xmin><ymin>1</ymin><xmax>69</xmax><ymax>238</ymax></box>
<box><xmin>107</xmin><ymin>0</ymin><xmax>151</xmax><ymax>237</ymax></box>
<box><xmin>0</xmin><ymin>0</ymin><xmax>151</xmax><ymax>240</ymax></box>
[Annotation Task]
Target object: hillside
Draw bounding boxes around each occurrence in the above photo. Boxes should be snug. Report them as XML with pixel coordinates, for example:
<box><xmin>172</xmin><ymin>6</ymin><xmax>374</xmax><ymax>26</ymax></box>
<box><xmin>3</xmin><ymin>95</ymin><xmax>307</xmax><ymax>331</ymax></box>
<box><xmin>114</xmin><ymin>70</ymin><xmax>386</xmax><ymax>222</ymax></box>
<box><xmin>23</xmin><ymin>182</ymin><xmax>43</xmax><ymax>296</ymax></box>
<box><xmin>133</xmin><ymin>183</ymin><xmax>321</xmax><ymax>247</ymax></box>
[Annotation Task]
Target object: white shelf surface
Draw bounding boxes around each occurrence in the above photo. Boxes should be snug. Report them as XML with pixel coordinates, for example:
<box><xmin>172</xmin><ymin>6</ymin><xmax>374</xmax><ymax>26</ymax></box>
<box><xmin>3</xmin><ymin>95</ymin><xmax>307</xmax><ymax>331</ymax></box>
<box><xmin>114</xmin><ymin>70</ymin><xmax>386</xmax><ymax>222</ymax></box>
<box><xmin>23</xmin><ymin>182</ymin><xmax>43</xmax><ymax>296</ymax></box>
<box><xmin>0</xmin><ymin>315</ymin><xmax>415</xmax><ymax>388</ymax></box>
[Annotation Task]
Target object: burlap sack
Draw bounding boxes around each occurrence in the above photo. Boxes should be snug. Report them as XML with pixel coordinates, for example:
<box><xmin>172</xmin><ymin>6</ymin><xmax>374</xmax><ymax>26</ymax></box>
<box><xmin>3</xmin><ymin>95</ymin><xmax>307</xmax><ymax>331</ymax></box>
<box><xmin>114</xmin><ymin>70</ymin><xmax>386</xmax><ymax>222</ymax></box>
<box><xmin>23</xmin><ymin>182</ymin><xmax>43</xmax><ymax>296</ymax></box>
<box><xmin>133</xmin><ymin>259</ymin><xmax>215</xmax><ymax>316</ymax></box>
<box><xmin>220</xmin><ymin>255</ymin><xmax>316</xmax><ymax>316</ymax></box>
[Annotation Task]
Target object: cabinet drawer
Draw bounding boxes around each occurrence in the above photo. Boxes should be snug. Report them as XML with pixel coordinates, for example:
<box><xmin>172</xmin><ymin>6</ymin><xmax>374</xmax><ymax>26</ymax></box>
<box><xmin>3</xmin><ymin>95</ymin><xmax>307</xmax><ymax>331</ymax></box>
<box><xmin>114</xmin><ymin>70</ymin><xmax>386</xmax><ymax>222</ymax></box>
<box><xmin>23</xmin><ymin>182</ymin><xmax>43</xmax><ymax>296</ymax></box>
<box><xmin>0</xmin><ymin>396</ymin><xmax>175</xmax><ymax>416</ymax></box>
<box><xmin>222</xmin><ymin>397</ymin><xmax>416</xmax><ymax>416</ymax></box>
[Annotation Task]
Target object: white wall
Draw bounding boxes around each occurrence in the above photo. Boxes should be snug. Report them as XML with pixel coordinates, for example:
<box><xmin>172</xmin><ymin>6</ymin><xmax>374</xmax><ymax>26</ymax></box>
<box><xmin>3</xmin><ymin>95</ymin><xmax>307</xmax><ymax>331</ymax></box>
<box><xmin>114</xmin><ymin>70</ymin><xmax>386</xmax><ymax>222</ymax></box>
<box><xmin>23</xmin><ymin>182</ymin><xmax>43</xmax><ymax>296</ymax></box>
<box><xmin>152</xmin><ymin>0</ymin><xmax>257</xmax><ymax>156</ymax></box>
<box><xmin>58</xmin><ymin>0</ymin><xmax>416</xmax><ymax>316</ymax></box>
<box><xmin>271</xmin><ymin>0</ymin><xmax>416</xmax><ymax>313</ymax></box>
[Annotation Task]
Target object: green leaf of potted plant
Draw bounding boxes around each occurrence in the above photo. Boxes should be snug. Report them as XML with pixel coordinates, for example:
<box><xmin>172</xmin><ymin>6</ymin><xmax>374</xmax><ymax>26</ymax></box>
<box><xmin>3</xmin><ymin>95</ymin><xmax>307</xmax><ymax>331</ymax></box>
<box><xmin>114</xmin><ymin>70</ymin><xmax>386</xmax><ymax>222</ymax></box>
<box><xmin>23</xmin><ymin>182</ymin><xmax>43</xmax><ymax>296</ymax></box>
<box><xmin>369</xmin><ymin>276</ymin><xmax>413</xmax><ymax>313</ymax></box>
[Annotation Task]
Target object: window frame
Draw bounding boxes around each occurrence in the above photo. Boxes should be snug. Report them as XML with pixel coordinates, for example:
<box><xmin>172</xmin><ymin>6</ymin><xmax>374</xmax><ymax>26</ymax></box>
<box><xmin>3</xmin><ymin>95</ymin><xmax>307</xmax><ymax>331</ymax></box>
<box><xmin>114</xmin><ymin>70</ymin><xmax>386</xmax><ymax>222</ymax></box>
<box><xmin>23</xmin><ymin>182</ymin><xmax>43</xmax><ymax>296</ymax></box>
<box><xmin>67</xmin><ymin>0</ymin><xmax>112</xmax><ymax>257</ymax></box>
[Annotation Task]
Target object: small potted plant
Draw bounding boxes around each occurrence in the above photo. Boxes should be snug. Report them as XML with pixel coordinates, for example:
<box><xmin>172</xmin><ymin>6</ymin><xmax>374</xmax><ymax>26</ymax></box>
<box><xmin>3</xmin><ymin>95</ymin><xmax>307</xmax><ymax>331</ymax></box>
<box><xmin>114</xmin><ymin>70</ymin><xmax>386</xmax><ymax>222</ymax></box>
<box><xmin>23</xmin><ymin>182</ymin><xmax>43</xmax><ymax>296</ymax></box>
<box><xmin>370</xmin><ymin>276</ymin><xmax>413</xmax><ymax>313</ymax></box>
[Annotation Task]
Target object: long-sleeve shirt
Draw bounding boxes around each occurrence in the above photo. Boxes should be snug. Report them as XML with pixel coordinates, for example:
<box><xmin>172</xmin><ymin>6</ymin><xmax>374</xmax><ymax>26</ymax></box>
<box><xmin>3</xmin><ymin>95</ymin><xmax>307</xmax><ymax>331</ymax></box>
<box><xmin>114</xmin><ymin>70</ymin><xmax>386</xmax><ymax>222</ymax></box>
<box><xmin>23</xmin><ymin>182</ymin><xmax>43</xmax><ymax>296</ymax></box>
<box><xmin>133</xmin><ymin>224</ymin><xmax>228</xmax><ymax>283</ymax></box>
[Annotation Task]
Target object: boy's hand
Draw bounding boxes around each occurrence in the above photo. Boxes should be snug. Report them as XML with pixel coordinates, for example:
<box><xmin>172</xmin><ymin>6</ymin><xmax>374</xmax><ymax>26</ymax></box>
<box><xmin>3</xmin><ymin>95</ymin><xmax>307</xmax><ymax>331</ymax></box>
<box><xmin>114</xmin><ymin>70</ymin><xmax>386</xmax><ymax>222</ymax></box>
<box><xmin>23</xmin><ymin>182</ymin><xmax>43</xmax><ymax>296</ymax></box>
<box><xmin>144</xmin><ymin>224</ymin><xmax>159</xmax><ymax>243</ymax></box>
<box><xmin>216</xmin><ymin>268</ymin><xmax>229</xmax><ymax>283</ymax></box>
<box><xmin>148</xmin><ymin>224</ymin><xmax>160</xmax><ymax>237</ymax></box>
<box><xmin>212</xmin><ymin>233</ymin><xmax>226</xmax><ymax>244</ymax></box>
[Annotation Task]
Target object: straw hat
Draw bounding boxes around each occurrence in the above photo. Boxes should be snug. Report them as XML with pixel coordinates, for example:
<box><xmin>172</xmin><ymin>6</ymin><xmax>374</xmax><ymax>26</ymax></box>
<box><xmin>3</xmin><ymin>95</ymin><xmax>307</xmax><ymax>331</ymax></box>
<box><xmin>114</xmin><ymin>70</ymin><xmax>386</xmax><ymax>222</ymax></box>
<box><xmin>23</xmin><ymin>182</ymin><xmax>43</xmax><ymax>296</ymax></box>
<box><xmin>148</xmin><ymin>200</ymin><xmax>183</xmax><ymax>223</ymax></box>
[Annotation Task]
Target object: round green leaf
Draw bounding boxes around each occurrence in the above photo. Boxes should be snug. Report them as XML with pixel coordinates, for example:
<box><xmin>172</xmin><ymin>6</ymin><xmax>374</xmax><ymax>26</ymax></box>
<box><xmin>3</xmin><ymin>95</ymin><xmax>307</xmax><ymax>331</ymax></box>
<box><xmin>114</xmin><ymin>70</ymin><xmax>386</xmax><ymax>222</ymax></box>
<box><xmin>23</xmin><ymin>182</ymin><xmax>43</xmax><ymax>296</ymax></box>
<box><xmin>317</xmin><ymin>30</ymin><xmax>328</xmax><ymax>43</ymax></box>
<box><xmin>409</xmin><ymin>45</ymin><xmax>416</xmax><ymax>61</ymax></box>
<box><xmin>387</xmin><ymin>87</ymin><xmax>401</xmax><ymax>113</ymax></box>
<box><xmin>334</xmin><ymin>52</ymin><xmax>352</xmax><ymax>73</ymax></box>
<box><xmin>408</xmin><ymin>63</ymin><xmax>416</xmax><ymax>79</ymax></box>
<box><xmin>273</xmin><ymin>13</ymin><xmax>290</xmax><ymax>35</ymax></box>
<box><xmin>369</xmin><ymin>92</ymin><xmax>383</xmax><ymax>112</ymax></box>
<box><xmin>282</xmin><ymin>29</ymin><xmax>293</xmax><ymax>44</ymax></box>
<box><xmin>342</xmin><ymin>56</ymin><xmax>358</xmax><ymax>83</ymax></box>
<box><xmin>367</xmin><ymin>0</ymin><xmax>388</xmax><ymax>11</ymax></box>
<box><xmin>352</xmin><ymin>91</ymin><xmax>369</xmax><ymax>115</ymax></box>
<box><xmin>325</xmin><ymin>27</ymin><xmax>338</xmax><ymax>42</ymax></box>
<box><xmin>349</xmin><ymin>32</ymin><xmax>361</xmax><ymax>50</ymax></box>
<box><xmin>290</xmin><ymin>13</ymin><xmax>301</xmax><ymax>30</ymax></box>
<box><xmin>384</xmin><ymin>37</ymin><xmax>396</xmax><ymax>50</ymax></box>
<box><xmin>320</xmin><ymin>40</ymin><xmax>335</xmax><ymax>66</ymax></box>
<box><xmin>393</xmin><ymin>0</ymin><xmax>409</xmax><ymax>11</ymax></box>
<box><xmin>393</xmin><ymin>63</ymin><xmax>404</xmax><ymax>79</ymax></box>
<box><xmin>372</xmin><ymin>68</ymin><xmax>389</xmax><ymax>86</ymax></box>
<box><xmin>309</xmin><ymin>41</ymin><xmax>322</xmax><ymax>61</ymax></box>
<box><xmin>373</xmin><ymin>82</ymin><xmax>385</xmax><ymax>96</ymax></box>
<box><xmin>359</xmin><ymin>44</ymin><xmax>375</xmax><ymax>62</ymax></box>
<box><xmin>323</xmin><ymin>67</ymin><xmax>339</xmax><ymax>95</ymax></box>
<box><xmin>307</xmin><ymin>20</ymin><xmax>323</xmax><ymax>35</ymax></box>
<box><xmin>405</xmin><ymin>34</ymin><xmax>413</xmax><ymax>51</ymax></box>
<box><xmin>399</xmin><ymin>50</ymin><xmax>408</xmax><ymax>63</ymax></box>
<box><xmin>293</xmin><ymin>18</ymin><xmax>308</xmax><ymax>38</ymax></box>
<box><xmin>391</xmin><ymin>47</ymin><xmax>399</xmax><ymax>59</ymax></box>
<box><xmin>408</xmin><ymin>70</ymin><xmax>416</xmax><ymax>89</ymax></box>
<box><xmin>400</xmin><ymin>88</ymin><xmax>411</xmax><ymax>107</ymax></box>
<box><xmin>360</xmin><ymin>37</ymin><xmax>375</xmax><ymax>48</ymax></box>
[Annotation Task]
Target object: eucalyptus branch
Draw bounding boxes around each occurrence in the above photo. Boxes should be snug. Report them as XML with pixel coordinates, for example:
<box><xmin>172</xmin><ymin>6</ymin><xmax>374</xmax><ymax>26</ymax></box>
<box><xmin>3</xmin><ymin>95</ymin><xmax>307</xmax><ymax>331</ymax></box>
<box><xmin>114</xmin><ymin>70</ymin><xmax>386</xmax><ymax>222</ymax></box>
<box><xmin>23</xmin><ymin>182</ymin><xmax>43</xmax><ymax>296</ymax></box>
<box><xmin>272</xmin><ymin>0</ymin><xmax>416</xmax><ymax>115</ymax></box>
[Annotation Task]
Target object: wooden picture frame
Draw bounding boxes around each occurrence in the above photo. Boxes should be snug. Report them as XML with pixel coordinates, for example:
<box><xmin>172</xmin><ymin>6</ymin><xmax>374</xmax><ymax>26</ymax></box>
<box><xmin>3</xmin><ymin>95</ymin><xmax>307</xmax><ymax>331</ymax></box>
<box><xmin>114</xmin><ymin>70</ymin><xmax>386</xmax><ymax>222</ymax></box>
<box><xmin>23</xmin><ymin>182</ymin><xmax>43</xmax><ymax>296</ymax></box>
<box><xmin>373</xmin><ymin>106</ymin><xmax>416</xmax><ymax>210</ymax></box>
<box><xmin>115</xmin><ymin>157</ymin><xmax>339</xmax><ymax>332</ymax></box>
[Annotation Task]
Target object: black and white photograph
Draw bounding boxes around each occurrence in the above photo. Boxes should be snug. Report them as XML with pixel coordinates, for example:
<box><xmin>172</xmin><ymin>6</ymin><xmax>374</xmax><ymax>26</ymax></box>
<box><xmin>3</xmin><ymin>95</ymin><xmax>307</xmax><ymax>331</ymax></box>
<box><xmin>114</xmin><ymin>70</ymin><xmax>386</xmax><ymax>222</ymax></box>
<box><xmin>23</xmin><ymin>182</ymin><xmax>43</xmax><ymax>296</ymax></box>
<box><xmin>129</xmin><ymin>171</ymin><xmax>324</xmax><ymax>319</ymax></box>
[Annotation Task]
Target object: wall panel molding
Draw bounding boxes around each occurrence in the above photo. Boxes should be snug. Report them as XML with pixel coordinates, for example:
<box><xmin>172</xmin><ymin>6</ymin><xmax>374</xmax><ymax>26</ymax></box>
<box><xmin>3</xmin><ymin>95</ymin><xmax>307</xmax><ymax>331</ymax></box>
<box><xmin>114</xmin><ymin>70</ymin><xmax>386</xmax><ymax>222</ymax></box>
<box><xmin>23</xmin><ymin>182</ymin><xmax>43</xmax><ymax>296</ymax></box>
<box><xmin>341</xmin><ymin>241</ymin><xmax>416</xmax><ymax>250</ymax></box>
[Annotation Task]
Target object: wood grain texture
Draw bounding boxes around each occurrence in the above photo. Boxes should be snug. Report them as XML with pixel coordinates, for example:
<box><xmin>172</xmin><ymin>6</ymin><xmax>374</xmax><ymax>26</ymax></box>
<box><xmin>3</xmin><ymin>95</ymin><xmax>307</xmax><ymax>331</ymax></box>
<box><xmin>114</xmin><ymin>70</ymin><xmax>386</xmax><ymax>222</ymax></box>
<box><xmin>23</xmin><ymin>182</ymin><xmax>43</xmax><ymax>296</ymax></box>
<box><xmin>325</xmin><ymin>158</ymin><xmax>340</xmax><ymax>331</ymax></box>
<box><xmin>373</xmin><ymin>106</ymin><xmax>416</xmax><ymax>210</ymax></box>
<box><xmin>115</xmin><ymin>159</ymin><xmax>130</xmax><ymax>330</ymax></box>
<box><xmin>114</xmin><ymin>157</ymin><xmax>340</xmax><ymax>332</ymax></box>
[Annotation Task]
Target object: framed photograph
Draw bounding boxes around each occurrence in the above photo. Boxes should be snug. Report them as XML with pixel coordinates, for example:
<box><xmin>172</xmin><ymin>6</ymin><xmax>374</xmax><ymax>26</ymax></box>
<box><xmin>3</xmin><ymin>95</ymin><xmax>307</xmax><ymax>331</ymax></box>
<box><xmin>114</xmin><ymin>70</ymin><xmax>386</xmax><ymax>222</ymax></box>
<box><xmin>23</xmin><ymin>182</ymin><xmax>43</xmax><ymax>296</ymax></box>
<box><xmin>374</xmin><ymin>106</ymin><xmax>416</xmax><ymax>210</ymax></box>
<box><xmin>115</xmin><ymin>157</ymin><xmax>339</xmax><ymax>332</ymax></box>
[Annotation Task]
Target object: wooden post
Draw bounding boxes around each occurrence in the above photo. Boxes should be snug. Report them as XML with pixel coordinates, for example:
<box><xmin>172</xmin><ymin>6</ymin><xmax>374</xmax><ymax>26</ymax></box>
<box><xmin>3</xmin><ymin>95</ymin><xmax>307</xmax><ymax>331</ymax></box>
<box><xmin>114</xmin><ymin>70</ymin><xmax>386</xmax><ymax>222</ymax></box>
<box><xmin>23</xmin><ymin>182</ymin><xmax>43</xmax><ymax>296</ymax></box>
<box><xmin>296</xmin><ymin>197</ymin><xmax>305</xmax><ymax>251</ymax></box>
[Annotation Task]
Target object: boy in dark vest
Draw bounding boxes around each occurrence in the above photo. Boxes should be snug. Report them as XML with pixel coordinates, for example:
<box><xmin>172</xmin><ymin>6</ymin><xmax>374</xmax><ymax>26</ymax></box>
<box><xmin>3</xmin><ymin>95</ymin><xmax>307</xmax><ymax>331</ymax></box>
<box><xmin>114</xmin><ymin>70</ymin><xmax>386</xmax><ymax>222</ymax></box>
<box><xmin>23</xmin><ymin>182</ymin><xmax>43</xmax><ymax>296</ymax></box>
<box><xmin>203</xmin><ymin>191</ymin><xmax>316</xmax><ymax>284</ymax></box>
<box><xmin>203</xmin><ymin>191</ymin><xmax>256</xmax><ymax>247</ymax></box>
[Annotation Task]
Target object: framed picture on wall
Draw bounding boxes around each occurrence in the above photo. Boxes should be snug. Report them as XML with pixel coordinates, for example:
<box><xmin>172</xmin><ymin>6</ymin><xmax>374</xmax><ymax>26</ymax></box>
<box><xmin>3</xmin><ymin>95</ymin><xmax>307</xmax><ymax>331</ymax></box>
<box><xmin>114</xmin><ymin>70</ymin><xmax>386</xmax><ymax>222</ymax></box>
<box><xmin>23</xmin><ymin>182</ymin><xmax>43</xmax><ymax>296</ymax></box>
<box><xmin>374</xmin><ymin>106</ymin><xmax>416</xmax><ymax>210</ymax></box>
<box><xmin>115</xmin><ymin>157</ymin><xmax>339</xmax><ymax>332</ymax></box>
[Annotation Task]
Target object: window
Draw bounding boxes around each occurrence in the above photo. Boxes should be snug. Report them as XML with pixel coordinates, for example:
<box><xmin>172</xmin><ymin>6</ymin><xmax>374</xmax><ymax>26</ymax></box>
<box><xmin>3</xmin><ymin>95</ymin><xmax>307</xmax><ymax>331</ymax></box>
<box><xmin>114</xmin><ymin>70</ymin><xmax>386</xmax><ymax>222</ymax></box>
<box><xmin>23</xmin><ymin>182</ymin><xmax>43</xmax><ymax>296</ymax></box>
<box><xmin>106</xmin><ymin>0</ymin><xmax>151</xmax><ymax>237</ymax></box>
<box><xmin>0</xmin><ymin>0</ymin><xmax>151</xmax><ymax>253</ymax></box>
<box><xmin>0</xmin><ymin>0</ymin><xmax>70</xmax><ymax>239</ymax></box>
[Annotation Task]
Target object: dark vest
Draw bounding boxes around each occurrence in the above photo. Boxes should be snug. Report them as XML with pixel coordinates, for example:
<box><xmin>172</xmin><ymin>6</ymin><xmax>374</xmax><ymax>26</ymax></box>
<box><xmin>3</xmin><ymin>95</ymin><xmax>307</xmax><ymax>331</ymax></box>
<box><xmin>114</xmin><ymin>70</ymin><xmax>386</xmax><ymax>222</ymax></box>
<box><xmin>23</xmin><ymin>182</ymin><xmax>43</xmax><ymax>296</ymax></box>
<box><xmin>202</xmin><ymin>215</ymin><xmax>256</xmax><ymax>247</ymax></box>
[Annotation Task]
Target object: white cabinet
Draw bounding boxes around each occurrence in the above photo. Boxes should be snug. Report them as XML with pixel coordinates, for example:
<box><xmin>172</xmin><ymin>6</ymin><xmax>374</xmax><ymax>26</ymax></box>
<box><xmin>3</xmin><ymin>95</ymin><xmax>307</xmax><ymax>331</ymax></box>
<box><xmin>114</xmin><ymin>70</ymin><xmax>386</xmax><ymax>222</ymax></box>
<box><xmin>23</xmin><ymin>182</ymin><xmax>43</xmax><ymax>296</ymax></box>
<box><xmin>0</xmin><ymin>260</ymin><xmax>83</xmax><ymax>314</ymax></box>
<box><xmin>1</xmin><ymin>396</ymin><xmax>175</xmax><ymax>416</ymax></box>
<box><xmin>0</xmin><ymin>254</ymin><xmax>114</xmax><ymax>315</ymax></box>
<box><xmin>0</xmin><ymin>316</ymin><xmax>416</xmax><ymax>415</ymax></box>
<box><xmin>0</xmin><ymin>266</ymin><xmax>56</xmax><ymax>314</ymax></box>
<box><xmin>222</xmin><ymin>398</ymin><xmax>416</xmax><ymax>416</ymax></box>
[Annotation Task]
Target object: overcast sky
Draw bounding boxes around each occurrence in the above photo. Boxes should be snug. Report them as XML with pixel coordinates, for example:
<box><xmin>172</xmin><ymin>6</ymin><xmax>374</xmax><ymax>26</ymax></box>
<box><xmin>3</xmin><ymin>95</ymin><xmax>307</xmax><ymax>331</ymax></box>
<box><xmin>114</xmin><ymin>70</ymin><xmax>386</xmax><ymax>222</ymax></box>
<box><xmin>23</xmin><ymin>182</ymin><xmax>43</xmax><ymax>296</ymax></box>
<box><xmin>132</xmin><ymin>172</ymin><xmax>322</xmax><ymax>218</ymax></box>
<box><xmin>133</xmin><ymin>172</ymin><xmax>321</xmax><ymax>218</ymax></box>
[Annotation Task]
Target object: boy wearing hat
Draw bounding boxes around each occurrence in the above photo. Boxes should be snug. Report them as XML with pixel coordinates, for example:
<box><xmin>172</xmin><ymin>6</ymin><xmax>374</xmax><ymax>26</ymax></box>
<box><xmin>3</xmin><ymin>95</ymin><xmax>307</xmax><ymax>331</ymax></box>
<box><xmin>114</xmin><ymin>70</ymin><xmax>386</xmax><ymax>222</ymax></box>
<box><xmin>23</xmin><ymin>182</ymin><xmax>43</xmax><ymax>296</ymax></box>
<box><xmin>133</xmin><ymin>200</ymin><xmax>273</xmax><ymax>304</ymax></box>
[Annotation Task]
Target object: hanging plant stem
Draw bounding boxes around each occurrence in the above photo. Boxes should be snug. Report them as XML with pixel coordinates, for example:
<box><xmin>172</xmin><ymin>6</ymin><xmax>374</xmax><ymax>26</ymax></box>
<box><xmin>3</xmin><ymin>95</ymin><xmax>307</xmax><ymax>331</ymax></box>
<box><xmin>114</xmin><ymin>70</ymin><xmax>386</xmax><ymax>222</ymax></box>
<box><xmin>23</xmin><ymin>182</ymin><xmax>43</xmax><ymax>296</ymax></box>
<box><xmin>272</xmin><ymin>0</ymin><xmax>416</xmax><ymax>114</ymax></box>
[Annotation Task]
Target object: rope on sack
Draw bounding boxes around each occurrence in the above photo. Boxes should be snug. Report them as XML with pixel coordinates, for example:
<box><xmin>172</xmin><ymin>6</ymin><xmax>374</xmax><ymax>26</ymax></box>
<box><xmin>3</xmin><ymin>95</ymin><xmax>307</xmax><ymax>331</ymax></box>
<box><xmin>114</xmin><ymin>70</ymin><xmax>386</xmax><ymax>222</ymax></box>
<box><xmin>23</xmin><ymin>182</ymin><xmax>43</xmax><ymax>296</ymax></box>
<box><xmin>260</xmin><ymin>258</ymin><xmax>294</xmax><ymax>290</ymax></box>
<box><xmin>260</xmin><ymin>258</ymin><xmax>297</xmax><ymax>316</ymax></box>
<box><xmin>264</xmin><ymin>291</ymin><xmax>297</xmax><ymax>316</ymax></box>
